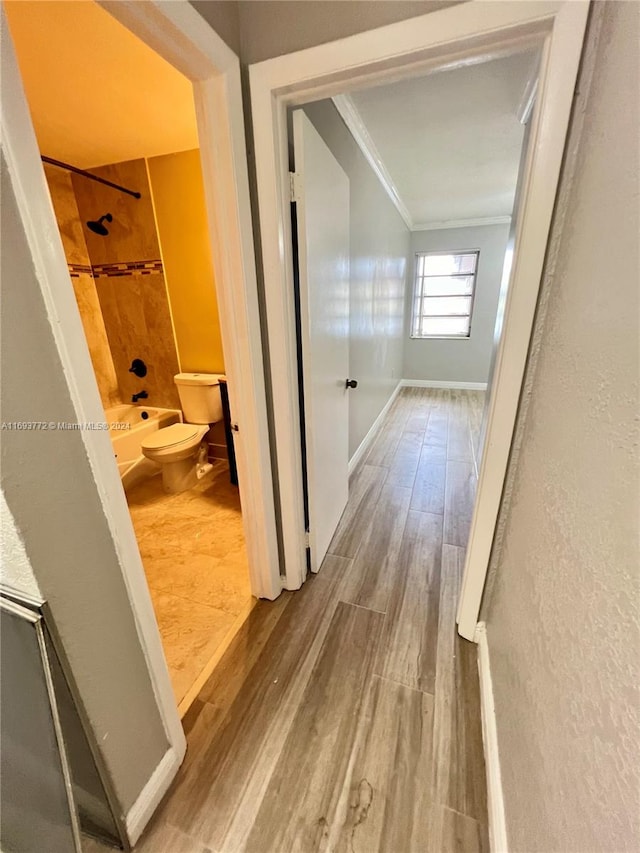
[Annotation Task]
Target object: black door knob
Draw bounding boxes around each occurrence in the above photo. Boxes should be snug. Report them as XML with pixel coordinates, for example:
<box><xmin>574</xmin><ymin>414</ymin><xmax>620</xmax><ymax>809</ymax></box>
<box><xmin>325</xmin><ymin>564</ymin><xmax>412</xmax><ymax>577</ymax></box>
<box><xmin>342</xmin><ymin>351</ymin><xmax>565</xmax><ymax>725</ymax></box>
<box><xmin>345</xmin><ymin>378</ymin><xmax>358</xmax><ymax>389</ymax></box>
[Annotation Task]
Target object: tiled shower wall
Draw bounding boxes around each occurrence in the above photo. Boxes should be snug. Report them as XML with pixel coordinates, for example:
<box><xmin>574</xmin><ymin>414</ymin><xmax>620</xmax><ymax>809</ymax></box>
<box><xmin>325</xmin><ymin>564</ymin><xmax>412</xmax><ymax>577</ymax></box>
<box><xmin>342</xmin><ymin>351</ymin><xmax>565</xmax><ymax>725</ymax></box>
<box><xmin>44</xmin><ymin>164</ymin><xmax>121</xmax><ymax>408</ymax></box>
<box><xmin>45</xmin><ymin>158</ymin><xmax>180</xmax><ymax>410</ymax></box>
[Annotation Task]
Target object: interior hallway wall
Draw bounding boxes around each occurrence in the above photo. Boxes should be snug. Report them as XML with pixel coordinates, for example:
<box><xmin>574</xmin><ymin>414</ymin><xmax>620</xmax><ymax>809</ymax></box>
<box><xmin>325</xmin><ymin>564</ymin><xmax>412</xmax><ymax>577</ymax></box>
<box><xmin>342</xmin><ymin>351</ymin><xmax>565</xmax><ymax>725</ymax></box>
<box><xmin>1</xmin><ymin>150</ymin><xmax>170</xmax><ymax>815</ymax></box>
<box><xmin>303</xmin><ymin>100</ymin><xmax>409</xmax><ymax>459</ymax></box>
<box><xmin>230</xmin><ymin>0</ymin><xmax>460</xmax><ymax>64</ymax></box>
<box><xmin>44</xmin><ymin>164</ymin><xmax>121</xmax><ymax>409</ymax></box>
<box><xmin>482</xmin><ymin>4</ymin><xmax>640</xmax><ymax>850</ymax></box>
<box><xmin>147</xmin><ymin>149</ymin><xmax>225</xmax><ymax>375</ymax></box>
<box><xmin>403</xmin><ymin>223</ymin><xmax>510</xmax><ymax>384</ymax></box>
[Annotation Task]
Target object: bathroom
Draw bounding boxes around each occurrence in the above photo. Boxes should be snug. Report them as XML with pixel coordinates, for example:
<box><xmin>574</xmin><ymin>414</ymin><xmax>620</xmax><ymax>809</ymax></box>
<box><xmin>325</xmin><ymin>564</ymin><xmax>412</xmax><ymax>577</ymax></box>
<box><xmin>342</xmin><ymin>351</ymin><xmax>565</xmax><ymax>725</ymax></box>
<box><xmin>5</xmin><ymin>0</ymin><xmax>254</xmax><ymax>714</ymax></box>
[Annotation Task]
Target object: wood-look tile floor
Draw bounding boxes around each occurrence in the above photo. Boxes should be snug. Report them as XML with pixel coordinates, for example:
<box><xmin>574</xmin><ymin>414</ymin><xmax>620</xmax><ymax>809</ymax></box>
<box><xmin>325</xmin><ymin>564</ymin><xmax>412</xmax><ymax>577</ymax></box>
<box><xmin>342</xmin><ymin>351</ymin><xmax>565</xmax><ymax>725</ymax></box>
<box><xmin>125</xmin><ymin>461</ymin><xmax>253</xmax><ymax>709</ymax></box>
<box><xmin>85</xmin><ymin>388</ymin><xmax>488</xmax><ymax>853</ymax></box>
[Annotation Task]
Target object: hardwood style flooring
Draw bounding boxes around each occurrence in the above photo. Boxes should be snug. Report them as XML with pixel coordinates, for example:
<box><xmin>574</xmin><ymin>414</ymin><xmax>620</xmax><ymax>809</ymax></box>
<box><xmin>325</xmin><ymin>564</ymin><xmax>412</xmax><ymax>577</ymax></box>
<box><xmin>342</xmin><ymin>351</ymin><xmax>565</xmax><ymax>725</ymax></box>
<box><xmin>126</xmin><ymin>461</ymin><xmax>253</xmax><ymax>710</ymax></box>
<box><xmin>85</xmin><ymin>388</ymin><xmax>487</xmax><ymax>853</ymax></box>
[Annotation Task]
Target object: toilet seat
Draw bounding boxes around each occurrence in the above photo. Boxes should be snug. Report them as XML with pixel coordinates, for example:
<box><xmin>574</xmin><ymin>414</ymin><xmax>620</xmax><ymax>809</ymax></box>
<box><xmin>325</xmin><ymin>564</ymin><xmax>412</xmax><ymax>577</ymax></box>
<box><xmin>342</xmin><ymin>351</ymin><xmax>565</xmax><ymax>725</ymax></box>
<box><xmin>141</xmin><ymin>423</ymin><xmax>207</xmax><ymax>453</ymax></box>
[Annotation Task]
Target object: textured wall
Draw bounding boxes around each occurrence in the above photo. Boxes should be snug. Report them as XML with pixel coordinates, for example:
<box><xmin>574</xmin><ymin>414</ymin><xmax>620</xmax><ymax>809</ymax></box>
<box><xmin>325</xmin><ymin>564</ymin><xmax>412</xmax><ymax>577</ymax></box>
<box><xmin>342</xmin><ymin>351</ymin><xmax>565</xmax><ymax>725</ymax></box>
<box><xmin>403</xmin><ymin>224</ymin><xmax>509</xmax><ymax>383</ymax></box>
<box><xmin>0</xmin><ymin>489</ymin><xmax>40</xmax><ymax>597</ymax></box>
<box><xmin>484</xmin><ymin>4</ymin><xmax>640</xmax><ymax>850</ymax></box>
<box><xmin>303</xmin><ymin>100</ymin><xmax>409</xmax><ymax>459</ymax></box>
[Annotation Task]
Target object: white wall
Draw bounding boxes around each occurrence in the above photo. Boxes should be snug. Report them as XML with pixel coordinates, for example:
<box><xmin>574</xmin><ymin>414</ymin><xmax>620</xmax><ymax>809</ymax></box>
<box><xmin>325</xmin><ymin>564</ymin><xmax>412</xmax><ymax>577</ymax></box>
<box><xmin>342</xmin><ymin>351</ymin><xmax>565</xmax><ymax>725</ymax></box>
<box><xmin>403</xmin><ymin>224</ymin><xmax>509</xmax><ymax>384</ymax></box>
<box><xmin>483</xmin><ymin>3</ymin><xmax>640</xmax><ymax>850</ymax></box>
<box><xmin>303</xmin><ymin>100</ymin><xmax>409</xmax><ymax>459</ymax></box>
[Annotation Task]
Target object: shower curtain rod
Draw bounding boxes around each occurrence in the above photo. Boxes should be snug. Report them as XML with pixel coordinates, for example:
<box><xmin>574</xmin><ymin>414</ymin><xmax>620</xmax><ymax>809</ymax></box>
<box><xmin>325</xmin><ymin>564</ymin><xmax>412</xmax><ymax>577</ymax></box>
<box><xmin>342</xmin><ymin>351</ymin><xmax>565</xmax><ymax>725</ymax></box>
<box><xmin>41</xmin><ymin>156</ymin><xmax>141</xmax><ymax>199</ymax></box>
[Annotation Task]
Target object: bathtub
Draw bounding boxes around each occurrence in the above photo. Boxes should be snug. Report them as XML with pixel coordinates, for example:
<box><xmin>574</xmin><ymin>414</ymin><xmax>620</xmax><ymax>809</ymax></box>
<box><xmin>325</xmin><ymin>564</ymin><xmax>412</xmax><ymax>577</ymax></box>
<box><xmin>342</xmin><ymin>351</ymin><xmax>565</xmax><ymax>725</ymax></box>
<box><xmin>106</xmin><ymin>404</ymin><xmax>182</xmax><ymax>490</ymax></box>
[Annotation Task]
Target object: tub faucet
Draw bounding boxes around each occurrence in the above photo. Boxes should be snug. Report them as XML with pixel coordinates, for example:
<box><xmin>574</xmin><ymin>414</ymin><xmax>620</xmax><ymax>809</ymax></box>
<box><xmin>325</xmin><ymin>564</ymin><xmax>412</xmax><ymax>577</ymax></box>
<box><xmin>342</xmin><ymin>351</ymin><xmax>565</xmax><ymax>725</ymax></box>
<box><xmin>132</xmin><ymin>390</ymin><xmax>148</xmax><ymax>403</ymax></box>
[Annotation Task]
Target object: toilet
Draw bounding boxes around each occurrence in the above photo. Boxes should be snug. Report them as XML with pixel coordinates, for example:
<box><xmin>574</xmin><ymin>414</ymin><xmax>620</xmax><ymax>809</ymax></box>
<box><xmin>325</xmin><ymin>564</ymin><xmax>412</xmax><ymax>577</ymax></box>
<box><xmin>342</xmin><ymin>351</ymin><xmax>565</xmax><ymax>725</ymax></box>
<box><xmin>141</xmin><ymin>372</ymin><xmax>224</xmax><ymax>494</ymax></box>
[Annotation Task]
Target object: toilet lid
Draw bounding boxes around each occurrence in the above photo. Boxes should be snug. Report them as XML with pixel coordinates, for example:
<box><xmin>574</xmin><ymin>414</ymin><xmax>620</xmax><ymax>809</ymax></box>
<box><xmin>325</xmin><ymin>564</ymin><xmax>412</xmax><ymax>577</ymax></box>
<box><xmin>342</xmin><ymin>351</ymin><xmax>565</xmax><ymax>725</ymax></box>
<box><xmin>141</xmin><ymin>423</ymin><xmax>202</xmax><ymax>450</ymax></box>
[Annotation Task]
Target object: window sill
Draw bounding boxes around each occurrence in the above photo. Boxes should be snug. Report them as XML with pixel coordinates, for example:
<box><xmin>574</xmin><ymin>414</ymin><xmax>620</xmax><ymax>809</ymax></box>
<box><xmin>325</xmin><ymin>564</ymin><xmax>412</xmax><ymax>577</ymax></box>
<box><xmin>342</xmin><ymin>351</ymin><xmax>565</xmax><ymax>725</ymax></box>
<box><xmin>409</xmin><ymin>335</ymin><xmax>471</xmax><ymax>340</ymax></box>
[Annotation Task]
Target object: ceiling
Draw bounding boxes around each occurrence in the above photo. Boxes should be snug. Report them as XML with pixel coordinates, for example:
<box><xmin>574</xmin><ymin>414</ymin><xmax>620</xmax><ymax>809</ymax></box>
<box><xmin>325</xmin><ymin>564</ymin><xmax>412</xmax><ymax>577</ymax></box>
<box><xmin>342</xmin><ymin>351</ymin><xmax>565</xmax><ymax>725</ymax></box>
<box><xmin>5</xmin><ymin>0</ymin><xmax>199</xmax><ymax>168</ymax></box>
<box><xmin>339</xmin><ymin>50</ymin><xmax>538</xmax><ymax>229</ymax></box>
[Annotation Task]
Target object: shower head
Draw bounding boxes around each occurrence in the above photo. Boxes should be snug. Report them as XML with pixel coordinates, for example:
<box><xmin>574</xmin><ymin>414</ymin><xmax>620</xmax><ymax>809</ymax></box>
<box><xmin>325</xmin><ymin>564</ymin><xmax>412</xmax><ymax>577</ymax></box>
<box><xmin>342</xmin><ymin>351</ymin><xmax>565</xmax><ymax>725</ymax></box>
<box><xmin>86</xmin><ymin>213</ymin><xmax>113</xmax><ymax>236</ymax></box>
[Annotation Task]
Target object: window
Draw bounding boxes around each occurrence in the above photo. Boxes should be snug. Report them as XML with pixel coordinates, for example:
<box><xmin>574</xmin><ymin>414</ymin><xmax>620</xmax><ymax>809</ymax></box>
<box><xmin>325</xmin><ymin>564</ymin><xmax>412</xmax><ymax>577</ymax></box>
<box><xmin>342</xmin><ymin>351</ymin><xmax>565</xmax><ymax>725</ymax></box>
<box><xmin>411</xmin><ymin>250</ymin><xmax>479</xmax><ymax>338</ymax></box>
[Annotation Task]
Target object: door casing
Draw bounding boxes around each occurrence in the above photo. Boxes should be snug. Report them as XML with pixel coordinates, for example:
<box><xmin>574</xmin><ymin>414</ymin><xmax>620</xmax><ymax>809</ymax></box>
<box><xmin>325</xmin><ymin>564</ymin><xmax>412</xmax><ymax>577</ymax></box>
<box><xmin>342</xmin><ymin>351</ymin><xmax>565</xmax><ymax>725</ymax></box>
<box><xmin>249</xmin><ymin>1</ymin><xmax>589</xmax><ymax>628</ymax></box>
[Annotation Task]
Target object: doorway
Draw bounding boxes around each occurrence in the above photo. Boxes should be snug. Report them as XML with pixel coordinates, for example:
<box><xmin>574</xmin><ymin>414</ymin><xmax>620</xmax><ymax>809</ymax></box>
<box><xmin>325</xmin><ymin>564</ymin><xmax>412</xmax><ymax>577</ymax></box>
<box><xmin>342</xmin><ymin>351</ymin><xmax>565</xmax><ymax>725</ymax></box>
<box><xmin>251</xmin><ymin>1</ymin><xmax>588</xmax><ymax>639</ymax></box>
<box><xmin>1</xmin><ymin>6</ymin><xmax>283</xmax><ymax>805</ymax></box>
<box><xmin>4</xmin><ymin>0</ymin><xmax>258</xmax><ymax>715</ymax></box>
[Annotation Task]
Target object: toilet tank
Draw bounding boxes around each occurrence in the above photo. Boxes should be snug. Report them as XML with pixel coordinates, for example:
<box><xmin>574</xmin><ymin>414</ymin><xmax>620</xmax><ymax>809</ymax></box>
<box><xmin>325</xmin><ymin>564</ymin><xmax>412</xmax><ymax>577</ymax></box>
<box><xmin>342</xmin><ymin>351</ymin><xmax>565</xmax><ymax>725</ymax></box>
<box><xmin>174</xmin><ymin>373</ymin><xmax>224</xmax><ymax>424</ymax></box>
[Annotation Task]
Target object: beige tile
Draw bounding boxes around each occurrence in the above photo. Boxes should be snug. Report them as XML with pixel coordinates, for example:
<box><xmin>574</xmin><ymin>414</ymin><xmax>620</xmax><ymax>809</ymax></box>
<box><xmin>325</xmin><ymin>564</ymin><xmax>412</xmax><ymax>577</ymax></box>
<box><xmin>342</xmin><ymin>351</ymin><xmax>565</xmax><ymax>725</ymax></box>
<box><xmin>144</xmin><ymin>553</ymin><xmax>251</xmax><ymax>616</ymax></box>
<box><xmin>139</xmin><ymin>522</ymin><xmax>247</xmax><ymax>571</ymax></box>
<box><xmin>72</xmin><ymin>273</ymin><xmax>121</xmax><ymax>408</ymax></box>
<box><xmin>149</xmin><ymin>590</ymin><xmax>237</xmax><ymax>705</ymax></box>
<box><xmin>71</xmin><ymin>159</ymin><xmax>160</xmax><ymax>266</ymax></box>
<box><xmin>95</xmin><ymin>271</ymin><xmax>180</xmax><ymax>410</ymax></box>
<box><xmin>123</xmin><ymin>467</ymin><xmax>251</xmax><ymax>703</ymax></box>
<box><xmin>44</xmin><ymin>165</ymin><xmax>121</xmax><ymax>408</ymax></box>
<box><xmin>44</xmin><ymin>164</ymin><xmax>91</xmax><ymax>266</ymax></box>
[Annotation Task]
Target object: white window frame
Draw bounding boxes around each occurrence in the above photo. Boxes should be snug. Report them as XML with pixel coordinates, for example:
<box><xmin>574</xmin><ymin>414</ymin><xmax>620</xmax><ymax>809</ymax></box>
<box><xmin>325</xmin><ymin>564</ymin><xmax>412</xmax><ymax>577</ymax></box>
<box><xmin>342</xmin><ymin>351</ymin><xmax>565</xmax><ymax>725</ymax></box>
<box><xmin>411</xmin><ymin>249</ymin><xmax>480</xmax><ymax>340</ymax></box>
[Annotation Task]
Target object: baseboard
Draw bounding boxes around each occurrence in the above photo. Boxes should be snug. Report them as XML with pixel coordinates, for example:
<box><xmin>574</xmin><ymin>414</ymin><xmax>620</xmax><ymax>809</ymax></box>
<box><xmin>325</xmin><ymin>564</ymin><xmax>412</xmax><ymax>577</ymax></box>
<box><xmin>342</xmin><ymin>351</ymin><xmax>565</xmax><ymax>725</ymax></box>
<box><xmin>348</xmin><ymin>380</ymin><xmax>402</xmax><ymax>475</ymax></box>
<box><xmin>125</xmin><ymin>746</ymin><xmax>182</xmax><ymax>845</ymax></box>
<box><xmin>401</xmin><ymin>379</ymin><xmax>488</xmax><ymax>390</ymax></box>
<box><xmin>475</xmin><ymin>622</ymin><xmax>508</xmax><ymax>852</ymax></box>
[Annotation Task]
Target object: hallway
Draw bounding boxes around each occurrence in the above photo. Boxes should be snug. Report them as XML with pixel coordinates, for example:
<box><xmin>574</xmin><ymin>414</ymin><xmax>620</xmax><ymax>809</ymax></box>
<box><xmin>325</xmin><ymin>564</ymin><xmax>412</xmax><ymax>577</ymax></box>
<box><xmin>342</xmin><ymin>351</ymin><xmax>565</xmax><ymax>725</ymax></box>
<box><xmin>86</xmin><ymin>387</ymin><xmax>488</xmax><ymax>853</ymax></box>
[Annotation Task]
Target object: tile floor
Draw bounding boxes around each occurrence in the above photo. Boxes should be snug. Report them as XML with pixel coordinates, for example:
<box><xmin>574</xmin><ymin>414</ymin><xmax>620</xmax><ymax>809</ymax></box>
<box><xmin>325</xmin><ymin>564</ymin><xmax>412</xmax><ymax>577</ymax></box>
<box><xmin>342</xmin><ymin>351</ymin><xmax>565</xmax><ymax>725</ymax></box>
<box><xmin>125</xmin><ymin>460</ymin><xmax>253</xmax><ymax>709</ymax></box>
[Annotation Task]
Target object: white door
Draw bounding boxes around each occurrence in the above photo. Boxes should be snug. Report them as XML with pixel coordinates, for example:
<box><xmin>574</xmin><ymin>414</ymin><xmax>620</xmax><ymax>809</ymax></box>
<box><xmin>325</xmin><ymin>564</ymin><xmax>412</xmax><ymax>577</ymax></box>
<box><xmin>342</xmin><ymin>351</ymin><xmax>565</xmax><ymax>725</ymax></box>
<box><xmin>292</xmin><ymin>110</ymin><xmax>350</xmax><ymax>572</ymax></box>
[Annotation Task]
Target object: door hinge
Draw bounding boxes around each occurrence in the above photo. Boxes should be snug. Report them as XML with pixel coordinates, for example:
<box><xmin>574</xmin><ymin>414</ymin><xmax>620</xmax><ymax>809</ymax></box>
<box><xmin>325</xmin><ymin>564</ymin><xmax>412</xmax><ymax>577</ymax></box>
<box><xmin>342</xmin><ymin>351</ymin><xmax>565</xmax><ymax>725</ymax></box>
<box><xmin>289</xmin><ymin>171</ymin><xmax>302</xmax><ymax>203</ymax></box>
<box><xmin>304</xmin><ymin>530</ymin><xmax>311</xmax><ymax>549</ymax></box>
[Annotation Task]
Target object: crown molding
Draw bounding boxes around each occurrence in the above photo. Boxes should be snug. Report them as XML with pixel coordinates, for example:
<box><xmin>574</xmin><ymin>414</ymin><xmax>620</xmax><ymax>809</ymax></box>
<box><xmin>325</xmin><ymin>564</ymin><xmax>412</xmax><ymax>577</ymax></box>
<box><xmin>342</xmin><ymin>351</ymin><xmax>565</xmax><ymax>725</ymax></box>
<box><xmin>412</xmin><ymin>215</ymin><xmax>512</xmax><ymax>231</ymax></box>
<box><xmin>332</xmin><ymin>94</ymin><xmax>413</xmax><ymax>230</ymax></box>
<box><xmin>332</xmin><ymin>94</ymin><xmax>513</xmax><ymax>235</ymax></box>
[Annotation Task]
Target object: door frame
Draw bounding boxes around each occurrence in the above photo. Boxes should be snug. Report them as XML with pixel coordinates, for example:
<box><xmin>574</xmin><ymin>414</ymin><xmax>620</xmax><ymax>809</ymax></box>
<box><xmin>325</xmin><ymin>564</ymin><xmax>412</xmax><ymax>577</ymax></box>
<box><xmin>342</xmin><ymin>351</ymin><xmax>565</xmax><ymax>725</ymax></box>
<box><xmin>2</xmin><ymin>0</ymin><xmax>280</xmax><ymax>835</ymax></box>
<box><xmin>249</xmin><ymin>1</ymin><xmax>589</xmax><ymax>623</ymax></box>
